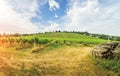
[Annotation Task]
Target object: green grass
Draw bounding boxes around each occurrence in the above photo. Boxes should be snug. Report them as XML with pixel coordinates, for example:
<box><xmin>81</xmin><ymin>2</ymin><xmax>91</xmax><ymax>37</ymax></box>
<box><xmin>91</xmin><ymin>56</ymin><xmax>120</xmax><ymax>76</ymax></box>
<box><xmin>0</xmin><ymin>32</ymin><xmax>107</xmax><ymax>46</ymax></box>
<box><xmin>20</xmin><ymin>32</ymin><xmax>107</xmax><ymax>44</ymax></box>
<box><xmin>0</xmin><ymin>32</ymin><xmax>108</xmax><ymax>56</ymax></box>
<box><xmin>0</xmin><ymin>32</ymin><xmax>112</xmax><ymax>76</ymax></box>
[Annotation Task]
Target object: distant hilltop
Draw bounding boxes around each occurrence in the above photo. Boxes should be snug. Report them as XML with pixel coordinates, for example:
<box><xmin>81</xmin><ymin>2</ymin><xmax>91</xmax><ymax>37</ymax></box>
<box><xmin>0</xmin><ymin>31</ymin><xmax>120</xmax><ymax>41</ymax></box>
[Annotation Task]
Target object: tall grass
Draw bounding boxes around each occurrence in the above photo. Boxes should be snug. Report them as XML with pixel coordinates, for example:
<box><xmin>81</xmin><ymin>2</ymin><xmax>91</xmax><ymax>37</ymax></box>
<box><xmin>91</xmin><ymin>56</ymin><xmax>120</xmax><ymax>76</ymax></box>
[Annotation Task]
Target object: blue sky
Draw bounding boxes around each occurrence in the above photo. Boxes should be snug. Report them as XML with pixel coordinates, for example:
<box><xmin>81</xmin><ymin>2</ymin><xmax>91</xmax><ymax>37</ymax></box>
<box><xmin>0</xmin><ymin>0</ymin><xmax>120</xmax><ymax>35</ymax></box>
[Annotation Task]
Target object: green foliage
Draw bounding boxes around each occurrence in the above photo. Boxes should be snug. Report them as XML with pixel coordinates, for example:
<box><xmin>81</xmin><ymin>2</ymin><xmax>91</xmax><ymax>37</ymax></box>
<box><xmin>39</xmin><ymin>39</ymin><xmax>51</xmax><ymax>44</ymax></box>
<box><xmin>92</xmin><ymin>57</ymin><xmax>120</xmax><ymax>75</ymax></box>
<box><xmin>22</xmin><ymin>32</ymin><xmax>107</xmax><ymax>44</ymax></box>
<box><xmin>0</xmin><ymin>32</ymin><xmax>107</xmax><ymax>51</ymax></box>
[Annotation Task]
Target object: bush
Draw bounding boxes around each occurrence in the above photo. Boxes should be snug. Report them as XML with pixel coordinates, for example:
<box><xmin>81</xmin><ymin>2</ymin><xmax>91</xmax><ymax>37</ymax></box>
<box><xmin>92</xmin><ymin>57</ymin><xmax>120</xmax><ymax>75</ymax></box>
<box><xmin>39</xmin><ymin>39</ymin><xmax>50</xmax><ymax>44</ymax></box>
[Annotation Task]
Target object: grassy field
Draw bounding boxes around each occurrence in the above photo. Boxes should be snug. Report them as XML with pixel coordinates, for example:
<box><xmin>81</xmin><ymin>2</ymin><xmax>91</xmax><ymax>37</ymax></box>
<box><xmin>0</xmin><ymin>32</ymin><xmax>116</xmax><ymax>76</ymax></box>
<box><xmin>92</xmin><ymin>56</ymin><xmax>120</xmax><ymax>76</ymax></box>
<box><xmin>20</xmin><ymin>32</ymin><xmax>107</xmax><ymax>44</ymax></box>
<box><xmin>0</xmin><ymin>46</ymin><xmax>115</xmax><ymax>76</ymax></box>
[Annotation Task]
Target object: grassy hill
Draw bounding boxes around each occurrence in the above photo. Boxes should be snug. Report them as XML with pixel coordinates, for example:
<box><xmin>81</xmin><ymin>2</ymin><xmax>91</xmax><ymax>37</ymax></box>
<box><xmin>0</xmin><ymin>32</ymin><xmax>115</xmax><ymax>76</ymax></box>
<box><xmin>0</xmin><ymin>32</ymin><xmax>108</xmax><ymax>53</ymax></box>
<box><xmin>20</xmin><ymin>32</ymin><xmax>107</xmax><ymax>44</ymax></box>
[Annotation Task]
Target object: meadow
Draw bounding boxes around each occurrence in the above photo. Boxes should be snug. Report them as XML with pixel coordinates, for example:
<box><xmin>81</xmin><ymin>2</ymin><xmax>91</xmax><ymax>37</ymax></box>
<box><xmin>0</xmin><ymin>32</ymin><xmax>117</xmax><ymax>76</ymax></box>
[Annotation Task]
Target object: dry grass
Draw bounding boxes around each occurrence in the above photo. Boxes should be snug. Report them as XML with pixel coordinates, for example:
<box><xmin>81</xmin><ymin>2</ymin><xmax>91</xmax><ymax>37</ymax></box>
<box><xmin>0</xmin><ymin>46</ymin><xmax>115</xmax><ymax>76</ymax></box>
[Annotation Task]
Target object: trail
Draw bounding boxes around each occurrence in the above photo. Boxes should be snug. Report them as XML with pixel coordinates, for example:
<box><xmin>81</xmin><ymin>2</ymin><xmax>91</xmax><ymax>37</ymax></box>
<box><xmin>0</xmin><ymin>47</ymin><xmax>115</xmax><ymax>76</ymax></box>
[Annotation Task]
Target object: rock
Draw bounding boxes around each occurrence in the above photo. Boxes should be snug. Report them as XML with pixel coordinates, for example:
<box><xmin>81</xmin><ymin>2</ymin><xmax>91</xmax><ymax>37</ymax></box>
<box><xmin>92</xmin><ymin>42</ymin><xmax>120</xmax><ymax>59</ymax></box>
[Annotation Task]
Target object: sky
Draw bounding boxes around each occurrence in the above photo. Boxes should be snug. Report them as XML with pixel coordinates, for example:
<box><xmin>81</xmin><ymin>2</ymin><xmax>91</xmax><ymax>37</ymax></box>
<box><xmin>0</xmin><ymin>0</ymin><xmax>120</xmax><ymax>35</ymax></box>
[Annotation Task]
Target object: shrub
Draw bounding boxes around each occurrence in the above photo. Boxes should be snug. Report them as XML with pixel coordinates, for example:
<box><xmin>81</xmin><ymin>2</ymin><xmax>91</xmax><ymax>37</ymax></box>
<box><xmin>92</xmin><ymin>57</ymin><xmax>120</xmax><ymax>75</ymax></box>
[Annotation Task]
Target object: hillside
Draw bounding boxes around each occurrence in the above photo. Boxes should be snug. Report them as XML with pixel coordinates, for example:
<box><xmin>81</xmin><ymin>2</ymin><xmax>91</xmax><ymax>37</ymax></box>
<box><xmin>0</xmin><ymin>32</ymin><xmax>114</xmax><ymax>76</ymax></box>
<box><xmin>20</xmin><ymin>32</ymin><xmax>107</xmax><ymax>44</ymax></box>
<box><xmin>0</xmin><ymin>46</ymin><xmax>115</xmax><ymax>76</ymax></box>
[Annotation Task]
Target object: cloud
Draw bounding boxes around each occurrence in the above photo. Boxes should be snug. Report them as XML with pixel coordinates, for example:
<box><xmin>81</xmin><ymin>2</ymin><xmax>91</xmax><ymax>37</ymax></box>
<box><xmin>55</xmin><ymin>13</ymin><xmax>58</xmax><ymax>18</ymax></box>
<box><xmin>44</xmin><ymin>23</ymin><xmax>59</xmax><ymax>32</ymax></box>
<box><xmin>0</xmin><ymin>0</ymin><xmax>120</xmax><ymax>35</ymax></box>
<box><xmin>38</xmin><ymin>0</ymin><xmax>48</xmax><ymax>6</ymax></box>
<box><xmin>60</xmin><ymin>0</ymin><xmax>120</xmax><ymax>35</ymax></box>
<box><xmin>61</xmin><ymin>0</ymin><xmax>99</xmax><ymax>31</ymax></box>
<box><xmin>0</xmin><ymin>0</ymin><xmax>39</xmax><ymax>34</ymax></box>
<box><xmin>48</xmin><ymin>0</ymin><xmax>60</xmax><ymax>11</ymax></box>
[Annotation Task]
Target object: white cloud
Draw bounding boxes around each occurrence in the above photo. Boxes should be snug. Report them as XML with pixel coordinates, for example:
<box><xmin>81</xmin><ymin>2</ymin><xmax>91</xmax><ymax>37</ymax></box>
<box><xmin>44</xmin><ymin>23</ymin><xmax>59</xmax><ymax>32</ymax></box>
<box><xmin>55</xmin><ymin>13</ymin><xmax>58</xmax><ymax>18</ymax></box>
<box><xmin>48</xmin><ymin>0</ymin><xmax>60</xmax><ymax>11</ymax></box>
<box><xmin>0</xmin><ymin>0</ymin><xmax>39</xmax><ymax>34</ymax></box>
<box><xmin>61</xmin><ymin>0</ymin><xmax>120</xmax><ymax>35</ymax></box>
<box><xmin>38</xmin><ymin>0</ymin><xmax>48</xmax><ymax>6</ymax></box>
<box><xmin>62</xmin><ymin>0</ymin><xmax>99</xmax><ymax>31</ymax></box>
<box><xmin>1</xmin><ymin>0</ymin><xmax>120</xmax><ymax>36</ymax></box>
